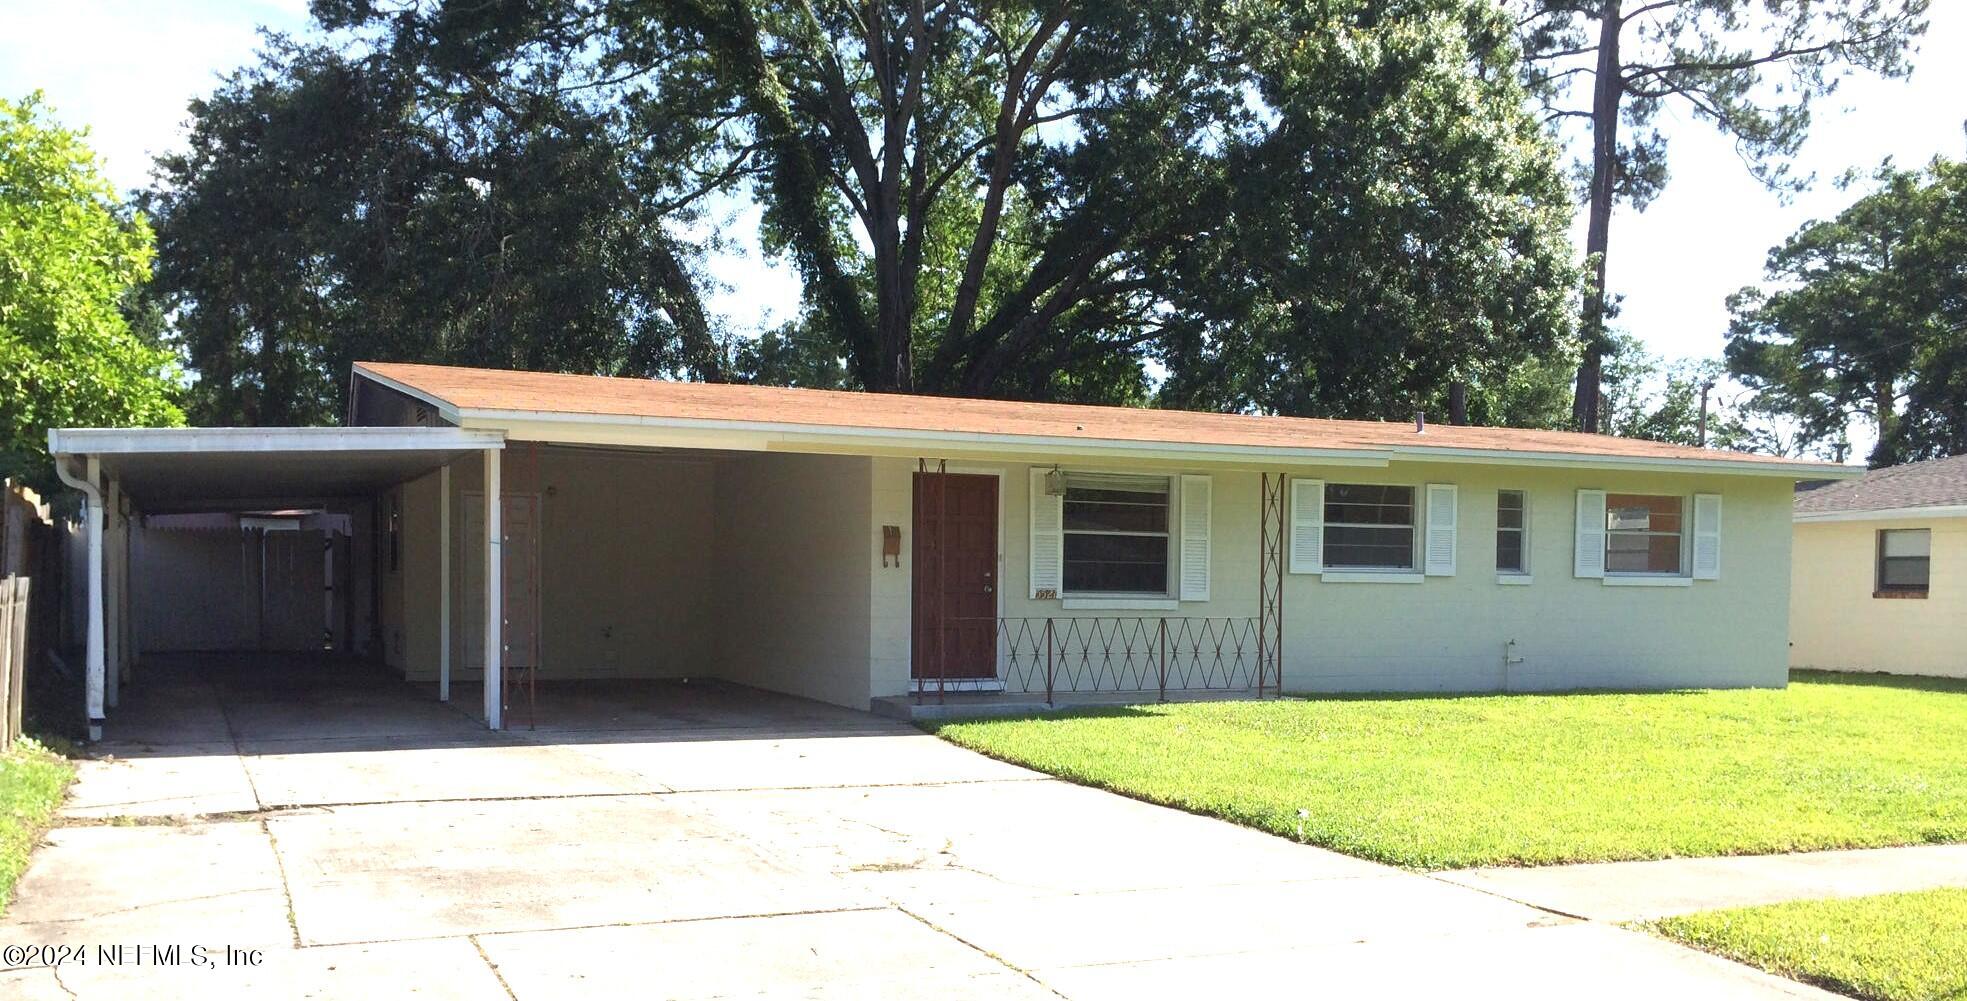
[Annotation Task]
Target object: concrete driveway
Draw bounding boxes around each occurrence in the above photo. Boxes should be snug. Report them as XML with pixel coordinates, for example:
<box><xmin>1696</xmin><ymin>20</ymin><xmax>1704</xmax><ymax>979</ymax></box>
<box><xmin>2</xmin><ymin>658</ymin><xmax>1834</xmax><ymax>999</ymax></box>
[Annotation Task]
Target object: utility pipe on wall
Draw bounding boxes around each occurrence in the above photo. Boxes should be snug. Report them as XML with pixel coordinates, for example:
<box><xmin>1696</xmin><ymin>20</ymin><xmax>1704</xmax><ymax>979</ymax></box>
<box><xmin>54</xmin><ymin>455</ymin><xmax>105</xmax><ymax>740</ymax></box>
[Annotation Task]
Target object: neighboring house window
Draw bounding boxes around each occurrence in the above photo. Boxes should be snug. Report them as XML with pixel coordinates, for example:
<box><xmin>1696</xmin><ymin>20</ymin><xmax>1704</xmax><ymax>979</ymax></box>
<box><xmin>1604</xmin><ymin>494</ymin><xmax>1682</xmax><ymax>575</ymax></box>
<box><xmin>1497</xmin><ymin>490</ymin><xmax>1527</xmax><ymax>574</ymax></box>
<box><xmin>1324</xmin><ymin>483</ymin><xmax>1416</xmax><ymax>570</ymax></box>
<box><xmin>1876</xmin><ymin>529</ymin><xmax>1931</xmax><ymax>596</ymax></box>
<box><xmin>1062</xmin><ymin>474</ymin><xmax>1171</xmax><ymax>594</ymax></box>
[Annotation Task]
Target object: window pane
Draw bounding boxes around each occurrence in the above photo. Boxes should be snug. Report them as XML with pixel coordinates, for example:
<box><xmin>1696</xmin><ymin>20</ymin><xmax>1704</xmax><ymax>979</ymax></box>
<box><xmin>1064</xmin><ymin>533</ymin><xmax>1168</xmax><ymax>593</ymax></box>
<box><xmin>1882</xmin><ymin>529</ymin><xmax>1930</xmax><ymax>558</ymax></box>
<box><xmin>1606</xmin><ymin>494</ymin><xmax>1681</xmax><ymax>533</ymax></box>
<box><xmin>1063</xmin><ymin>477</ymin><xmax>1169</xmax><ymax>533</ymax></box>
<box><xmin>1324</xmin><ymin>484</ymin><xmax>1415</xmax><ymax>526</ymax></box>
<box><xmin>1324</xmin><ymin>525</ymin><xmax>1415</xmax><ymax>569</ymax></box>
<box><xmin>1880</xmin><ymin>556</ymin><xmax>1930</xmax><ymax>589</ymax></box>
<box><xmin>1496</xmin><ymin>531</ymin><xmax>1524</xmax><ymax>573</ymax></box>
<box><xmin>1606</xmin><ymin>532</ymin><xmax>1680</xmax><ymax>574</ymax></box>
<box><xmin>1497</xmin><ymin>491</ymin><xmax>1524</xmax><ymax>530</ymax></box>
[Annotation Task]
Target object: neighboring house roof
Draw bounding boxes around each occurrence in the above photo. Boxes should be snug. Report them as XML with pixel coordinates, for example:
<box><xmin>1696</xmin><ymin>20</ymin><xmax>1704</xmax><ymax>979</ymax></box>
<box><xmin>354</xmin><ymin>361</ymin><xmax>1854</xmax><ymax>477</ymax></box>
<box><xmin>1793</xmin><ymin>453</ymin><xmax>1967</xmax><ymax>521</ymax></box>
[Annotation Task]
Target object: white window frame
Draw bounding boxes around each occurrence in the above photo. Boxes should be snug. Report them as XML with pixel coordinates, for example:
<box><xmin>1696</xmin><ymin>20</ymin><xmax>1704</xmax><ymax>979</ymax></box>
<box><xmin>1321</xmin><ymin>481</ymin><xmax>1419</xmax><ymax>577</ymax></box>
<box><xmin>1603</xmin><ymin>492</ymin><xmax>1688</xmax><ymax>579</ymax></box>
<box><xmin>1058</xmin><ymin>471</ymin><xmax>1177</xmax><ymax>600</ymax></box>
<box><xmin>1496</xmin><ymin>488</ymin><xmax>1530</xmax><ymax>583</ymax></box>
<box><xmin>1875</xmin><ymin>528</ymin><xmax>1931</xmax><ymax>597</ymax></box>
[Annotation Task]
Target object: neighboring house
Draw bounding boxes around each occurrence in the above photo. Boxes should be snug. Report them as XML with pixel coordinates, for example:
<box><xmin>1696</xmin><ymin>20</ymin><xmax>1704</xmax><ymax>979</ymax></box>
<box><xmin>48</xmin><ymin>362</ymin><xmax>1853</xmax><ymax>735</ymax></box>
<box><xmin>1791</xmin><ymin>455</ymin><xmax>1967</xmax><ymax>679</ymax></box>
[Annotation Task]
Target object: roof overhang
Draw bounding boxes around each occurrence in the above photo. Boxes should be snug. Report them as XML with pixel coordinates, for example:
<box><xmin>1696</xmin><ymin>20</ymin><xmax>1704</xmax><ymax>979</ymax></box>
<box><xmin>48</xmin><ymin>427</ymin><xmax>504</xmax><ymax>513</ymax></box>
<box><xmin>447</xmin><ymin>409</ymin><xmax>1855</xmax><ymax>479</ymax></box>
<box><xmin>1794</xmin><ymin>504</ymin><xmax>1967</xmax><ymax>524</ymax></box>
<box><xmin>353</xmin><ymin>365</ymin><xmax>1859</xmax><ymax>479</ymax></box>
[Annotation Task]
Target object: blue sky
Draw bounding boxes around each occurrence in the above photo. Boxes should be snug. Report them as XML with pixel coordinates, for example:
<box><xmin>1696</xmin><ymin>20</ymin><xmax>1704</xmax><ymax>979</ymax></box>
<box><xmin>3</xmin><ymin>0</ymin><xmax>1962</xmax><ymax>395</ymax></box>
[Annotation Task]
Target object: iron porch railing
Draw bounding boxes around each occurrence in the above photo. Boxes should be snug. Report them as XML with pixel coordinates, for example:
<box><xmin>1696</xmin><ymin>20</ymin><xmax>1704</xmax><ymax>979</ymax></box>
<box><xmin>985</xmin><ymin>615</ymin><xmax>1270</xmax><ymax>703</ymax></box>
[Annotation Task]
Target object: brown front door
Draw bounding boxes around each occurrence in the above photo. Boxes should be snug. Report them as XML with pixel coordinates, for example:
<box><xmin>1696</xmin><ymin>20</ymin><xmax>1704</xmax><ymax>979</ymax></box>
<box><xmin>912</xmin><ymin>472</ymin><xmax>998</xmax><ymax>681</ymax></box>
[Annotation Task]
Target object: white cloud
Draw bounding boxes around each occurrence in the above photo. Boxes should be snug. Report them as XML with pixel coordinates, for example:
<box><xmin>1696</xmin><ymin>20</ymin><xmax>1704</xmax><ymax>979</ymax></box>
<box><xmin>0</xmin><ymin>0</ymin><xmax>311</xmax><ymax>194</ymax></box>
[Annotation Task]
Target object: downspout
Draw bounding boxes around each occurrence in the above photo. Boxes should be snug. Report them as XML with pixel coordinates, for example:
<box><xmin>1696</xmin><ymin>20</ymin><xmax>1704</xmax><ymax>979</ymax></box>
<box><xmin>53</xmin><ymin>452</ymin><xmax>106</xmax><ymax>740</ymax></box>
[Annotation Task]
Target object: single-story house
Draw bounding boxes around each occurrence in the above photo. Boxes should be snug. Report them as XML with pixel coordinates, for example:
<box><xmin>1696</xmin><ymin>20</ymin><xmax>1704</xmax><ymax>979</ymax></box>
<box><xmin>1791</xmin><ymin>454</ymin><xmax>1967</xmax><ymax>678</ymax></box>
<box><xmin>48</xmin><ymin>362</ymin><xmax>1855</xmax><ymax>736</ymax></box>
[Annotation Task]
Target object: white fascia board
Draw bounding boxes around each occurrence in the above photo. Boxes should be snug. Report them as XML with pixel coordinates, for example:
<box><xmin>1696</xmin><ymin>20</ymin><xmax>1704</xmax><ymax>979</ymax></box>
<box><xmin>48</xmin><ymin>426</ymin><xmax>505</xmax><ymax>456</ymax></box>
<box><xmin>1379</xmin><ymin>443</ymin><xmax>1860</xmax><ymax>479</ymax></box>
<box><xmin>351</xmin><ymin>365</ymin><xmax>464</xmax><ymax>423</ymax></box>
<box><xmin>1793</xmin><ymin>505</ymin><xmax>1967</xmax><ymax>524</ymax></box>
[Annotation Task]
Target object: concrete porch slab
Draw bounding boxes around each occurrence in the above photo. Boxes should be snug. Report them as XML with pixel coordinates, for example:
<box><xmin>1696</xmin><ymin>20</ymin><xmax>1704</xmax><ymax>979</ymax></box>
<box><xmin>2</xmin><ymin>822</ymin><xmax>289</xmax><ymax>946</ymax></box>
<box><xmin>267</xmin><ymin>795</ymin><xmax>877</xmax><ymax>946</ymax></box>
<box><xmin>544</xmin><ymin>731</ymin><xmax>1047</xmax><ymax>793</ymax></box>
<box><xmin>0</xmin><ymin>938</ymin><xmax>509</xmax><ymax>1001</ymax></box>
<box><xmin>1031</xmin><ymin>918</ymin><xmax>1845</xmax><ymax>1000</ymax></box>
<box><xmin>239</xmin><ymin>736</ymin><xmax>658</xmax><ymax>808</ymax></box>
<box><xmin>59</xmin><ymin>742</ymin><xmax>259</xmax><ymax>820</ymax></box>
<box><xmin>480</xmin><ymin>907</ymin><xmax>1056</xmax><ymax>1000</ymax></box>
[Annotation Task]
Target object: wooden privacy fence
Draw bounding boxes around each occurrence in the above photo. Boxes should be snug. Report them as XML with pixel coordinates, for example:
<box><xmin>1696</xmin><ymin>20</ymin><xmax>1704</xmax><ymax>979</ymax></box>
<box><xmin>0</xmin><ymin>576</ymin><xmax>26</xmax><ymax>743</ymax></box>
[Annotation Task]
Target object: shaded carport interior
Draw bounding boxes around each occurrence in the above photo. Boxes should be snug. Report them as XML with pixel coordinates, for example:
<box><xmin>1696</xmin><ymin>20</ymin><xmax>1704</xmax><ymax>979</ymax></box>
<box><xmin>47</xmin><ymin>426</ymin><xmax>508</xmax><ymax>739</ymax></box>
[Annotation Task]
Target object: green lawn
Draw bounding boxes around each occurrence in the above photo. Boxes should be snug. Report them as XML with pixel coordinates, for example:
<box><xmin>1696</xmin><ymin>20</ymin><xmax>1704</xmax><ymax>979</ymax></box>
<box><xmin>1649</xmin><ymin>889</ymin><xmax>1967</xmax><ymax>1001</ymax></box>
<box><xmin>927</xmin><ymin>672</ymin><xmax>1967</xmax><ymax>869</ymax></box>
<box><xmin>0</xmin><ymin>738</ymin><xmax>74</xmax><ymax>916</ymax></box>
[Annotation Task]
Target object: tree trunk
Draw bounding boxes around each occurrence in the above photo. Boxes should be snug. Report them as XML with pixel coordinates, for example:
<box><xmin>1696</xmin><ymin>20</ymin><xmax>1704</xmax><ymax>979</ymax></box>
<box><xmin>1575</xmin><ymin>0</ymin><xmax>1624</xmax><ymax>434</ymax></box>
<box><xmin>1448</xmin><ymin>380</ymin><xmax>1468</xmax><ymax>425</ymax></box>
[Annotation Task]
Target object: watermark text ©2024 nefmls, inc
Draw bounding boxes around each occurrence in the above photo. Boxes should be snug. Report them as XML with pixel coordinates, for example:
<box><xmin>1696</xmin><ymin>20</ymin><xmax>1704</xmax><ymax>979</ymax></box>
<box><xmin>3</xmin><ymin>943</ymin><xmax>265</xmax><ymax>969</ymax></box>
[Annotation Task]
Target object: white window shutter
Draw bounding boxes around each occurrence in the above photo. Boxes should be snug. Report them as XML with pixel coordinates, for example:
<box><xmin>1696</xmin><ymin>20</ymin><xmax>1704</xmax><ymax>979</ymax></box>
<box><xmin>1029</xmin><ymin>468</ymin><xmax>1063</xmax><ymax>598</ymax></box>
<box><xmin>1179</xmin><ymin>475</ymin><xmax>1211</xmax><ymax>600</ymax></box>
<box><xmin>1424</xmin><ymin>483</ymin><xmax>1457</xmax><ymax>576</ymax></box>
<box><xmin>1692</xmin><ymin>493</ymin><xmax>1722</xmax><ymax>580</ymax></box>
<box><xmin>1289</xmin><ymin>478</ymin><xmax>1324</xmax><ymax>574</ymax></box>
<box><xmin>1574</xmin><ymin>489</ymin><xmax>1606</xmax><ymax>579</ymax></box>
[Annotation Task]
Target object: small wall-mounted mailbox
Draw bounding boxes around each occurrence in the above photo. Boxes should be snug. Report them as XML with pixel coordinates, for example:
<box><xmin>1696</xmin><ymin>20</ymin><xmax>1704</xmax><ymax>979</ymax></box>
<box><xmin>881</xmin><ymin>525</ymin><xmax>902</xmax><ymax>567</ymax></box>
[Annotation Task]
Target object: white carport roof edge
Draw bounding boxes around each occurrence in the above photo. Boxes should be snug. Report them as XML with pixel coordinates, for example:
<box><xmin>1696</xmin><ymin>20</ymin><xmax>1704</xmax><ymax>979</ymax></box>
<box><xmin>48</xmin><ymin>425</ymin><xmax>505</xmax><ymax>456</ymax></box>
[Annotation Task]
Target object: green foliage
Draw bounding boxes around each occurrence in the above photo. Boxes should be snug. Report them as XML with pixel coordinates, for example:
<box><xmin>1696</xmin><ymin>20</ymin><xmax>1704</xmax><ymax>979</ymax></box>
<box><xmin>931</xmin><ymin>672</ymin><xmax>1967</xmax><ymax>869</ymax></box>
<box><xmin>0</xmin><ymin>737</ymin><xmax>74</xmax><ymax>917</ymax></box>
<box><xmin>1153</xmin><ymin>0</ymin><xmax>1581</xmax><ymax>421</ymax></box>
<box><xmin>0</xmin><ymin>94</ymin><xmax>182</xmax><ymax>486</ymax></box>
<box><xmin>1728</xmin><ymin>157</ymin><xmax>1967</xmax><ymax>466</ymax></box>
<box><xmin>581</xmin><ymin>0</ymin><xmax>1577</xmax><ymax>406</ymax></box>
<box><xmin>143</xmin><ymin>33</ymin><xmax>734</xmax><ymax>427</ymax></box>
<box><xmin>1651</xmin><ymin>889</ymin><xmax>1967</xmax><ymax>1001</ymax></box>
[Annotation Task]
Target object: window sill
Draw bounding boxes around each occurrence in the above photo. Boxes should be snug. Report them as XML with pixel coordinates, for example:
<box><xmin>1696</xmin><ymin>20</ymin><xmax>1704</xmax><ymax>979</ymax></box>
<box><xmin>1061</xmin><ymin>596</ymin><xmax>1180</xmax><ymax>610</ymax></box>
<box><xmin>1320</xmin><ymin>571</ymin><xmax>1423</xmax><ymax>584</ymax></box>
<box><xmin>1496</xmin><ymin>574</ymin><xmax>1533</xmax><ymax>586</ymax></box>
<box><xmin>1873</xmin><ymin>589</ymin><xmax>1928</xmax><ymax>600</ymax></box>
<box><xmin>1602</xmin><ymin>575</ymin><xmax>1692</xmax><ymax>587</ymax></box>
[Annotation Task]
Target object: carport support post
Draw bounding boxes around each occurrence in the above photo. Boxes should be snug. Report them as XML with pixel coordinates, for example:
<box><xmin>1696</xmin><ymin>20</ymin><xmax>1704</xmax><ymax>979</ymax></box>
<box><xmin>482</xmin><ymin>449</ymin><xmax>502</xmax><ymax>730</ymax></box>
<box><xmin>84</xmin><ymin>457</ymin><xmax>105</xmax><ymax>740</ymax></box>
<box><xmin>438</xmin><ymin>463</ymin><xmax>450</xmax><ymax>702</ymax></box>
<box><xmin>104</xmin><ymin>478</ymin><xmax>121</xmax><ymax>710</ymax></box>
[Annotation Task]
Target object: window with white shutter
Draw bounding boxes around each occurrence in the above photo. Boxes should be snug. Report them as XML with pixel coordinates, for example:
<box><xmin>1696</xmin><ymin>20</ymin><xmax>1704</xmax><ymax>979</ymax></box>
<box><xmin>1289</xmin><ymin>478</ymin><xmax>1323</xmax><ymax>574</ymax></box>
<box><xmin>1029</xmin><ymin>468</ymin><xmax>1063</xmax><ymax>598</ymax></box>
<box><xmin>1574</xmin><ymin>489</ymin><xmax>1606</xmax><ymax>578</ymax></box>
<box><xmin>1692</xmin><ymin>493</ymin><xmax>1721</xmax><ymax>580</ymax></box>
<box><xmin>1179</xmin><ymin>475</ymin><xmax>1211</xmax><ymax>600</ymax></box>
<box><xmin>1424</xmin><ymin>483</ymin><xmax>1457</xmax><ymax>576</ymax></box>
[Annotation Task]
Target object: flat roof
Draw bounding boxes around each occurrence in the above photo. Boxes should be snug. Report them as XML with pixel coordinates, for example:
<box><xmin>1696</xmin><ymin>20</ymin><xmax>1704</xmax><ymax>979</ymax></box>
<box><xmin>356</xmin><ymin>362</ymin><xmax>1856</xmax><ymax>478</ymax></box>
<box><xmin>48</xmin><ymin>427</ymin><xmax>503</xmax><ymax>512</ymax></box>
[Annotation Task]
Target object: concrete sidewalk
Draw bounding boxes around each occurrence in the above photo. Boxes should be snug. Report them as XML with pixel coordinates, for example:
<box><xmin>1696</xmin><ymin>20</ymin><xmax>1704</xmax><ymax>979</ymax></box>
<box><xmin>1437</xmin><ymin>843</ymin><xmax>1967</xmax><ymax>922</ymax></box>
<box><xmin>0</xmin><ymin>659</ymin><xmax>1848</xmax><ymax>999</ymax></box>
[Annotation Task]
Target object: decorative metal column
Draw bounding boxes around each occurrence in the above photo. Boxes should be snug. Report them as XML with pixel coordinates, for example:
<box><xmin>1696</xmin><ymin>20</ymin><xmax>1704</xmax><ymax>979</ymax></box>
<box><xmin>1258</xmin><ymin>472</ymin><xmax>1285</xmax><ymax>697</ymax></box>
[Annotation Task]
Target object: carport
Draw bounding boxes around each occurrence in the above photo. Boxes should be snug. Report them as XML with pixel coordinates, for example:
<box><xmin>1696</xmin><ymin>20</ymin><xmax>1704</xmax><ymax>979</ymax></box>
<box><xmin>47</xmin><ymin>426</ymin><xmax>508</xmax><ymax>739</ymax></box>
